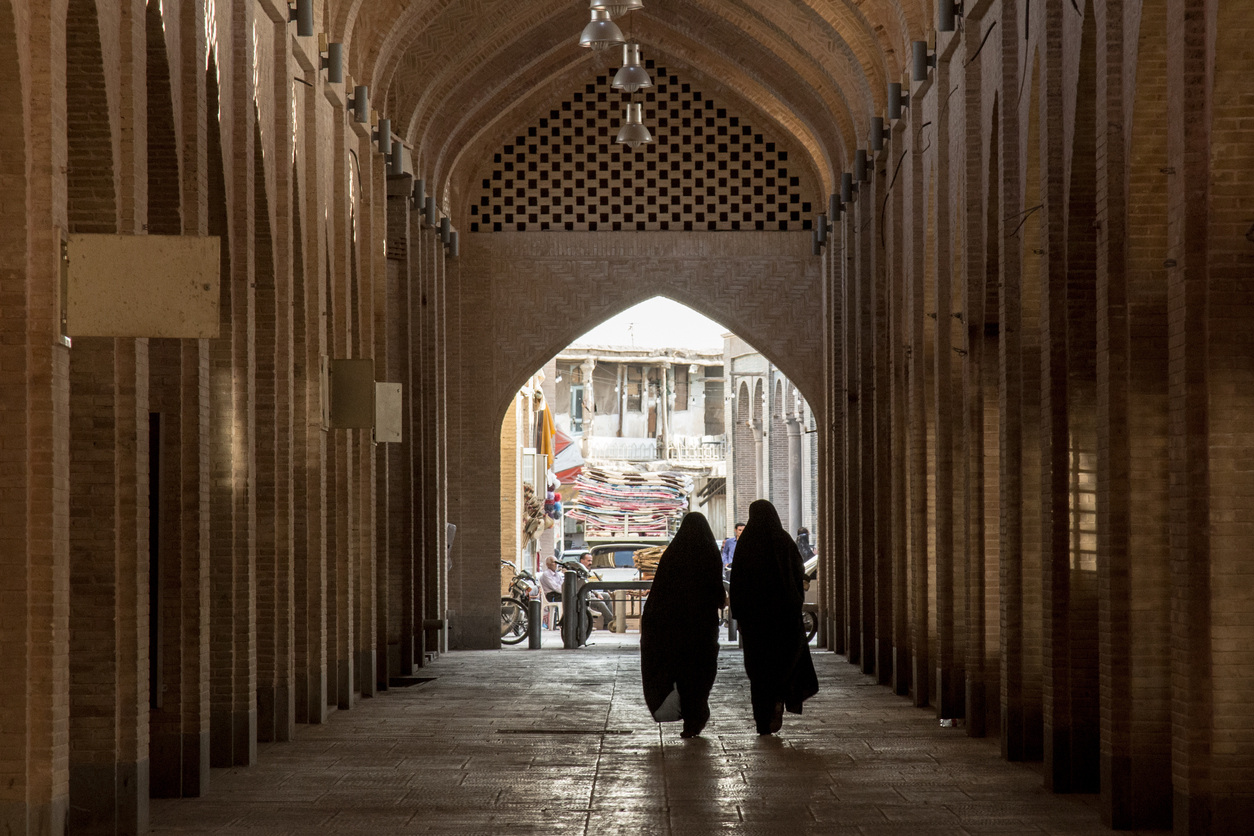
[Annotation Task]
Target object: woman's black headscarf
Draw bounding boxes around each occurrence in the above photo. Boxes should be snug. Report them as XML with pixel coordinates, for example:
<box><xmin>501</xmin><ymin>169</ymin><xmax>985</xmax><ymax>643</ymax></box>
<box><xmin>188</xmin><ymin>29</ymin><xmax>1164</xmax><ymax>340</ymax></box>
<box><xmin>729</xmin><ymin>500</ymin><xmax>818</xmax><ymax>714</ymax></box>
<box><xmin>642</xmin><ymin>512</ymin><xmax>725</xmax><ymax>632</ymax></box>
<box><xmin>640</xmin><ymin>512</ymin><xmax>726</xmax><ymax>725</ymax></box>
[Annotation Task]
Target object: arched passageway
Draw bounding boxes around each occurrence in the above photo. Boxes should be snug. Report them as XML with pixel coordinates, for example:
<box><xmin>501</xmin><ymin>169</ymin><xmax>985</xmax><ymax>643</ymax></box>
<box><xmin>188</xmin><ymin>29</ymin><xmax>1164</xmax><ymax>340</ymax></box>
<box><xmin>2</xmin><ymin>0</ymin><xmax>1253</xmax><ymax>833</ymax></box>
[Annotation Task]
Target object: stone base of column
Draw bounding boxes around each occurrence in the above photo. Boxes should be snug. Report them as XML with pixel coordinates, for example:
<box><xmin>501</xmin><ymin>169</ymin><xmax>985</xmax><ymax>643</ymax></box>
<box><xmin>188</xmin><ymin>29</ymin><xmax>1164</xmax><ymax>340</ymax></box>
<box><xmin>299</xmin><ymin>671</ymin><xmax>327</xmax><ymax>725</ymax></box>
<box><xmin>69</xmin><ymin>763</ymin><xmax>117</xmax><ymax>834</ymax></box>
<box><xmin>356</xmin><ymin>650</ymin><xmax>376</xmax><ymax>698</ymax></box>
<box><xmin>876</xmin><ymin>638</ymin><xmax>893</xmax><ymax>685</ymax></box>
<box><xmin>1172</xmin><ymin>791</ymin><xmax>1254</xmax><ymax>836</ymax></box>
<box><xmin>936</xmin><ymin>666</ymin><xmax>965</xmax><ymax>720</ymax></box>
<box><xmin>1101</xmin><ymin>752</ymin><xmax>1171</xmax><ymax>830</ymax></box>
<box><xmin>232</xmin><ymin>709</ymin><xmax>256</xmax><ymax>766</ymax></box>
<box><xmin>0</xmin><ymin>796</ymin><xmax>68</xmax><ymax>836</ymax></box>
<box><xmin>150</xmin><ymin>728</ymin><xmax>182</xmax><ymax>798</ymax></box>
<box><xmin>274</xmin><ymin>684</ymin><xmax>294</xmax><ymax>741</ymax></box>
<box><xmin>183</xmin><ymin>731</ymin><xmax>210</xmax><ymax>797</ymax></box>
<box><xmin>256</xmin><ymin>685</ymin><xmax>277</xmax><ymax>742</ymax></box>
<box><xmin>911</xmin><ymin>654</ymin><xmax>930</xmax><ymax>707</ymax></box>
<box><xmin>210</xmin><ymin>708</ymin><xmax>233</xmax><ymax>767</ymax></box>
<box><xmin>116</xmin><ymin>759</ymin><xmax>148</xmax><ymax>836</ymax></box>
<box><xmin>891</xmin><ymin>645</ymin><xmax>911</xmax><ymax>696</ymax></box>
<box><xmin>965</xmin><ymin>677</ymin><xmax>987</xmax><ymax>738</ymax></box>
<box><xmin>336</xmin><ymin>659</ymin><xmax>354</xmax><ymax>710</ymax></box>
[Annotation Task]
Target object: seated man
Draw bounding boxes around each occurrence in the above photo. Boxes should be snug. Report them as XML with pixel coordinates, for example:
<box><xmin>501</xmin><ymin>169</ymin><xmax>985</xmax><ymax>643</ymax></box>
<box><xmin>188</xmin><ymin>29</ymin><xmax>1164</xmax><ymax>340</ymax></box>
<box><xmin>579</xmin><ymin>552</ymin><xmax>618</xmax><ymax>632</ymax></box>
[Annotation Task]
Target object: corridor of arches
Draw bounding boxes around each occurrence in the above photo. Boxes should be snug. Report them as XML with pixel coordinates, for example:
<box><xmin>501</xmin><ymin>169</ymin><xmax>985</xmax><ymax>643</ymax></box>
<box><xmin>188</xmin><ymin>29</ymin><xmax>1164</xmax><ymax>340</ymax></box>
<box><xmin>1</xmin><ymin>0</ymin><xmax>1251</xmax><ymax>834</ymax></box>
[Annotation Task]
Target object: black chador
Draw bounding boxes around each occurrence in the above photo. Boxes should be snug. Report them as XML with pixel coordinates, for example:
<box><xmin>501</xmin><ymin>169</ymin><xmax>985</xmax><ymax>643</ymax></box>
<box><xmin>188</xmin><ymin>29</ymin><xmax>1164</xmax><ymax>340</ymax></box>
<box><xmin>729</xmin><ymin>500</ymin><xmax>819</xmax><ymax>735</ymax></box>
<box><xmin>640</xmin><ymin>512</ymin><xmax>727</xmax><ymax>738</ymax></box>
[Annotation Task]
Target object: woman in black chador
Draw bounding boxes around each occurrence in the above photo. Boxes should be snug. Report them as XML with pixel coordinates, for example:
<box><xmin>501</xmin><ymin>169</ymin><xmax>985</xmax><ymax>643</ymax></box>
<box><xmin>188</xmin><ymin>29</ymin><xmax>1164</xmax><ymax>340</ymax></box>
<box><xmin>729</xmin><ymin>500</ymin><xmax>819</xmax><ymax>735</ymax></box>
<box><xmin>640</xmin><ymin>512</ymin><xmax>727</xmax><ymax>738</ymax></box>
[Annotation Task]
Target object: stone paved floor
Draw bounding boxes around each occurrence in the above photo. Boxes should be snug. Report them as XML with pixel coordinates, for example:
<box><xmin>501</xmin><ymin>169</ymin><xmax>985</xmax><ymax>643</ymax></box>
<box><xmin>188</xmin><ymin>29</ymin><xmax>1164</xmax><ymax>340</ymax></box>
<box><xmin>150</xmin><ymin>632</ymin><xmax>1149</xmax><ymax>835</ymax></box>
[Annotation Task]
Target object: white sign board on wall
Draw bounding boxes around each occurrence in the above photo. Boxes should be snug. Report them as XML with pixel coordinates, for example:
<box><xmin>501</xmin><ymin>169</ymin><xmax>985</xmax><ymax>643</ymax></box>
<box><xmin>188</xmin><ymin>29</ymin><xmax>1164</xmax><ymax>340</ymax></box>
<box><xmin>66</xmin><ymin>234</ymin><xmax>221</xmax><ymax>338</ymax></box>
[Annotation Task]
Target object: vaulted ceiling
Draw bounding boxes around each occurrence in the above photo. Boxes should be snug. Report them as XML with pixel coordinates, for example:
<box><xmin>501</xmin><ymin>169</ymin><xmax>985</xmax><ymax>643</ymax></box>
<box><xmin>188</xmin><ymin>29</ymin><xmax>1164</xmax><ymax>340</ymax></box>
<box><xmin>326</xmin><ymin>0</ymin><xmax>932</xmax><ymax>211</ymax></box>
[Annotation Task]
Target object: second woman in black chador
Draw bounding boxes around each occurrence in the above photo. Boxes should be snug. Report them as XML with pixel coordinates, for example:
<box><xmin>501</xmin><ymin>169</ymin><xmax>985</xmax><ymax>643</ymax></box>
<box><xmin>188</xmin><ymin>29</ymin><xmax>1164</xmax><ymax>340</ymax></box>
<box><xmin>729</xmin><ymin>500</ymin><xmax>819</xmax><ymax>734</ymax></box>
<box><xmin>639</xmin><ymin>512</ymin><xmax>727</xmax><ymax>738</ymax></box>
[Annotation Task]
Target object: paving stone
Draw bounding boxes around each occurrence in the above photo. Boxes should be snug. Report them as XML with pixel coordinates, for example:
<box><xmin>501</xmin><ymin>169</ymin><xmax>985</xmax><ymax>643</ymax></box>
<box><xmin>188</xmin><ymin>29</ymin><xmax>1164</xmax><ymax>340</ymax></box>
<box><xmin>150</xmin><ymin>637</ymin><xmax>1156</xmax><ymax>835</ymax></box>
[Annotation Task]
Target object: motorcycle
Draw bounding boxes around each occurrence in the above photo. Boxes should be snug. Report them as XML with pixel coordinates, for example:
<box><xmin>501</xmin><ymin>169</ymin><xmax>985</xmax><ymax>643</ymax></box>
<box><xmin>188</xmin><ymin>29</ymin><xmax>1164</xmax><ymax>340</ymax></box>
<box><xmin>801</xmin><ymin>554</ymin><xmax>819</xmax><ymax>643</ymax></box>
<box><xmin>500</xmin><ymin>560</ymin><xmax>537</xmax><ymax>645</ymax></box>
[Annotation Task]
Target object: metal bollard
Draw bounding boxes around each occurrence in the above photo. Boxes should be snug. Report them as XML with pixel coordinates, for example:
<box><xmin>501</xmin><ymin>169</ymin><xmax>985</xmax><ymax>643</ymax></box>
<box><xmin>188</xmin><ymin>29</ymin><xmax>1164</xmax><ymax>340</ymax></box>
<box><xmin>614</xmin><ymin>590</ymin><xmax>627</xmax><ymax>634</ymax></box>
<box><xmin>528</xmin><ymin>599</ymin><xmax>541</xmax><ymax>650</ymax></box>
<box><xmin>562</xmin><ymin>570</ymin><xmax>579</xmax><ymax>649</ymax></box>
<box><xmin>727</xmin><ymin>612</ymin><xmax>738</xmax><ymax>642</ymax></box>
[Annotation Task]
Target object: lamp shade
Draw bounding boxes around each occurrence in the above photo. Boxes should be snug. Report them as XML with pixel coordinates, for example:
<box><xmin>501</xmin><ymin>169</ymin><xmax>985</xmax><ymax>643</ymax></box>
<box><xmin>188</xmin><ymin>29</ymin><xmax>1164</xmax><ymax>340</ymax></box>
<box><xmin>591</xmin><ymin>0</ymin><xmax>644</xmax><ymax>18</ymax></box>
<box><xmin>615</xmin><ymin>102</ymin><xmax>653</xmax><ymax>149</ymax></box>
<box><xmin>579</xmin><ymin>9</ymin><xmax>625</xmax><ymax>50</ymax></box>
<box><xmin>612</xmin><ymin>43</ymin><xmax>652</xmax><ymax>94</ymax></box>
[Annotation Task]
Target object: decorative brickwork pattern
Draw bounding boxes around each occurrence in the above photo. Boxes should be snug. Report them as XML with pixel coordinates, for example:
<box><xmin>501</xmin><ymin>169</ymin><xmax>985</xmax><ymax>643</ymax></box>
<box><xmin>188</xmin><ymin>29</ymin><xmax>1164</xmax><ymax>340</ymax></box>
<box><xmin>469</xmin><ymin>62</ymin><xmax>817</xmax><ymax>234</ymax></box>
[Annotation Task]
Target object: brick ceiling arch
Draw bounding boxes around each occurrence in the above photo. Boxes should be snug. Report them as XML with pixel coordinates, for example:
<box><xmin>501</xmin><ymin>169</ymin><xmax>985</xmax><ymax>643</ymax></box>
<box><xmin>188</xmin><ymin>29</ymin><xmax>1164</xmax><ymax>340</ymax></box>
<box><xmin>326</xmin><ymin>0</ymin><xmax>931</xmax><ymax>204</ymax></box>
<box><xmin>469</xmin><ymin>232</ymin><xmax>825</xmax><ymax>420</ymax></box>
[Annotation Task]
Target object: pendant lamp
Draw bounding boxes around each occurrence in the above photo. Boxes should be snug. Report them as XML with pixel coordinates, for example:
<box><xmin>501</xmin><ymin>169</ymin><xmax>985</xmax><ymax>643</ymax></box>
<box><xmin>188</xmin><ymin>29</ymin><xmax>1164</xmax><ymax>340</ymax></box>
<box><xmin>612</xmin><ymin>43</ymin><xmax>652</xmax><ymax>94</ymax></box>
<box><xmin>579</xmin><ymin>9</ymin><xmax>626</xmax><ymax>50</ymax></box>
<box><xmin>591</xmin><ymin>0</ymin><xmax>644</xmax><ymax>18</ymax></box>
<box><xmin>616</xmin><ymin>102</ymin><xmax>653</xmax><ymax>149</ymax></box>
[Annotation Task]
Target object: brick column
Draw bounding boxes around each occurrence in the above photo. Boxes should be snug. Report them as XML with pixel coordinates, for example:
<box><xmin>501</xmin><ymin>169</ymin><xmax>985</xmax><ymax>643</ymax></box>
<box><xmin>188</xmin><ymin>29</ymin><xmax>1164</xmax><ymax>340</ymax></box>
<box><xmin>961</xmin><ymin>26</ymin><xmax>993</xmax><ymax>737</ymax></box>
<box><xmin>844</xmin><ymin>191</ymin><xmax>863</xmax><ymax>670</ymax></box>
<box><xmin>826</xmin><ymin>219</ymin><xmax>846</xmax><ymax>655</ymax></box>
<box><xmin>383</xmin><ymin>175</ymin><xmax>414</xmax><ymax>679</ymax></box>
<box><xmin>906</xmin><ymin>94</ymin><xmax>930</xmax><ymax>706</ymax></box>
<box><xmin>856</xmin><ymin>160</ymin><xmax>879</xmax><ymax>679</ymax></box>
<box><xmin>292</xmin><ymin>73</ymin><xmax>327</xmax><ymax>726</ymax></box>
<box><xmin>931</xmin><ymin>55</ymin><xmax>964</xmax><ymax>721</ymax></box>
<box><xmin>885</xmin><ymin>125</ymin><xmax>911</xmax><ymax>697</ymax></box>
<box><xmin>327</xmin><ymin>115</ymin><xmax>355</xmax><ymax>710</ymax></box>
<box><xmin>1167</xmin><ymin>0</ymin><xmax>1254</xmax><ymax>829</ymax></box>
<box><xmin>207</xmin><ymin>0</ymin><xmax>259</xmax><ymax>766</ymax></box>
<box><xmin>1096</xmin><ymin>0</ymin><xmax>1172</xmax><ymax>826</ymax></box>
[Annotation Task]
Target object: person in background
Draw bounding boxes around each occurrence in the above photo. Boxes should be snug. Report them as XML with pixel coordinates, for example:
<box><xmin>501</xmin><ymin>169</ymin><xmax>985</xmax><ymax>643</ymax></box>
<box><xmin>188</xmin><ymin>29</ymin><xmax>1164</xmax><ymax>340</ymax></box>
<box><xmin>729</xmin><ymin>500</ymin><xmax>818</xmax><ymax>735</ymax></box>
<box><xmin>720</xmin><ymin>522</ymin><xmax>745</xmax><ymax>574</ymax></box>
<box><xmin>579</xmin><ymin>552</ymin><xmax>618</xmax><ymax>632</ymax></box>
<box><xmin>796</xmin><ymin>527</ymin><xmax>815</xmax><ymax>562</ymax></box>
<box><xmin>640</xmin><ymin>512</ymin><xmax>727</xmax><ymax>739</ymax></box>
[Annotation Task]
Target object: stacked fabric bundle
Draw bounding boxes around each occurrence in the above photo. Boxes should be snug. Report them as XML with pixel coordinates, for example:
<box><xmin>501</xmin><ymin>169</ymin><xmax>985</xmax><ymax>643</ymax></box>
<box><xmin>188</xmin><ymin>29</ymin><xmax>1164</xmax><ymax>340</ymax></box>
<box><xmin>631</xmin><ymin>546</ymin><xmax>666</xmax><ymax>578</ymax></box>
<box><xmin>567</xmin><ymin>467</ymin><xmax>693</xmax><ymax>540</ymax></box>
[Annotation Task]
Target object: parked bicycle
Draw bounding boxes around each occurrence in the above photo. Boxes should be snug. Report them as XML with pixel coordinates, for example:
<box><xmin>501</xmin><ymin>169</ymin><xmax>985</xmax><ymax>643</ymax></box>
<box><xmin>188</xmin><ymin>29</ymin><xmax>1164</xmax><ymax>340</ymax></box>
<box><xmin>500</xmin><ymin>560</ymin><xmax>536</xmax><ymax>645</ymax></box>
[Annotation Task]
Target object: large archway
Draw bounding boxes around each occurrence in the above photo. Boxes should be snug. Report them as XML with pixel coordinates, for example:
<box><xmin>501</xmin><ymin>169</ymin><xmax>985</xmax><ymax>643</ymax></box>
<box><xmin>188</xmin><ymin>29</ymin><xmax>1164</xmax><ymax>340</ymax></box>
<box><xmin>444</xmin><ymin>230</ymin><xmax>821</xmax><ymax>648</ymax></box>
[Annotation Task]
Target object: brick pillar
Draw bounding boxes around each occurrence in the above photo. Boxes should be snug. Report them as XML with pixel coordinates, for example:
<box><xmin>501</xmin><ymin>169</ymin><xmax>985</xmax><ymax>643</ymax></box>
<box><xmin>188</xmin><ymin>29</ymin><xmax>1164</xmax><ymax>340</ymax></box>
<box><xmin>869</xmin><ymin>152</ymin><xmax>894</xmax><ymax>688</ymax></box>
<box><xmin>327</xmin><ymin>116</ymin><xmax>355</xmax><ymax>711</ymax></box>
<box><xmin>384</xmin><ymin>175</ymin><xmax>414</xmax><ymax>679</ymax></box>
<box><xmin>856</xmin><ymin>166</ymin><xmax>878</xmax><ymax>679</ymax></box>
<box><xmin>932</xmin><ymin>55</ymin><xmax>964</xmax><ymax>721</ymax></box>
<box><xmin>356</xmin><ymin>140</ymin><xmax>382</xmax><ymax>699</ymax></box>
<box><xmin>64</xmin><ymin>0</ymin><xmax>152</xmax><ymax>829</ymax></box>
<box><xmin>885</xmin><ymin>132</ymin><xmax>911</xmax><ymax>697</ymax></box>
<box><xmin>435</xmin><ymin>227</ymin><xmax>451</xmax><ymax>655</ymax></box>
<box><xmin>844</xmin><ymin>192</ymin><xmax>863</xmax><ymax>670</ymax></box>
<box><xmin>1040</xmin><ymin>1</ymin><xmax>1100</xmax><ymax>793</ymax></box>
<box><xmin>906</xmin><ymin>104</ymin><xmax>930</xmax><ymax>706</ymax></box>
<box><xmin>1168</xmin><ymin>0</ymin><xmax>1254</xmax><ymax>829</ymax></box>
<box><xmin>206</xmin><ymin>13</ymin><xmax>258</xmax><ymax>764</ymax></box>
<box><xmin>1096</xmin><ymin>0</ymin><xmax>1172</xmax><ymax>826</ymax></box>
<box><xmin>961</xmin><ymin>34</ymin><xmax>993</xmax><ymax>737</ymax></box>
<box><xmin>827</xmin><ymin>212</ymin><xmax>846</xmax><ymax>655</ymax></box>
<box><xmin>291</xmin><ymin>73</ymin><xmax>327</xmax><ymax>726</ymax></box>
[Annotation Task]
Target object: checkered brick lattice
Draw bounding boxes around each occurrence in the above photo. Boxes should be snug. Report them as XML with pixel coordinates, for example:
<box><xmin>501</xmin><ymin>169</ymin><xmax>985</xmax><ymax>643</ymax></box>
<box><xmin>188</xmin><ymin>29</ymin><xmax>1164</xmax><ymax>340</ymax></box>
<box><xmin>470</xmin><ymin>61</ymin><xmax>817</xmax><ymax>233</ymax></box>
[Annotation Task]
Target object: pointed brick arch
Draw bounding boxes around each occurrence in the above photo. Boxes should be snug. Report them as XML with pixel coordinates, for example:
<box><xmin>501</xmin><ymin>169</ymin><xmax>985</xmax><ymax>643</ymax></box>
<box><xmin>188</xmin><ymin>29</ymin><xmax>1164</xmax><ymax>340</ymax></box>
<box><xmin>474</xmin><ymin>232</ymin><xmax>823</xmax><ymax>422</ymax></box>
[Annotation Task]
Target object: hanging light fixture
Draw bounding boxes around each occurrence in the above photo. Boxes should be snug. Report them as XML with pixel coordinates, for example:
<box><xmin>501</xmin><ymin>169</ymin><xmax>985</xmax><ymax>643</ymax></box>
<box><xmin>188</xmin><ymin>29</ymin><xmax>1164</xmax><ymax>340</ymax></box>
<box><xmin>612</xmin><ymin>43</ymin><xmax>652</xmax><ymax>93</ymax></box>
<box><xmin>591</xmin><ymin>0</ymin><xmax>644</xmax><ymax>18</ymax></box>
<box><xmin>616</xmin><ymin>102</ymin><xmax>653</xmax><ymax>149</ymax></box>
<box><xmin>579</xmin><ymin>8</ymin><xmax>626</xmax><ymax>50</ymax></box>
